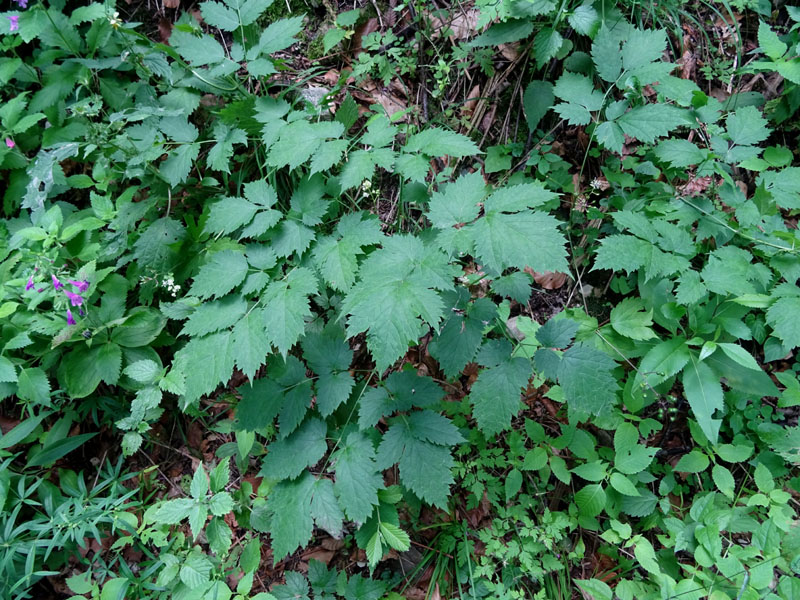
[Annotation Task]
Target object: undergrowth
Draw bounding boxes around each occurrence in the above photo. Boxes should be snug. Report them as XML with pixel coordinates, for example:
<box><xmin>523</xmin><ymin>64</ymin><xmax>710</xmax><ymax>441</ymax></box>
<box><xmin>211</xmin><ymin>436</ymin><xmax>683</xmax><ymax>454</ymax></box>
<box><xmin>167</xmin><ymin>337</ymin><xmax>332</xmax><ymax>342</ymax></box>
<box><xmin>0</xmin><ymin>0</ymin><xmax>799</xmax><ymax>599</ymax></box>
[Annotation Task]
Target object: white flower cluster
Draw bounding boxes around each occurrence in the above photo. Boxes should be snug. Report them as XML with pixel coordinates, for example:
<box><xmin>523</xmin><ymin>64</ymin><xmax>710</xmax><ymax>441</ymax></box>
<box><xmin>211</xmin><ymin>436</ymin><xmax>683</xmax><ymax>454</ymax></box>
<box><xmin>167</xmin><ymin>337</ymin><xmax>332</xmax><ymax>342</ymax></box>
<box><xmin>162</xmin><ymin>274</ymin><xmax>181</xmax><ymax>297</ymax></box>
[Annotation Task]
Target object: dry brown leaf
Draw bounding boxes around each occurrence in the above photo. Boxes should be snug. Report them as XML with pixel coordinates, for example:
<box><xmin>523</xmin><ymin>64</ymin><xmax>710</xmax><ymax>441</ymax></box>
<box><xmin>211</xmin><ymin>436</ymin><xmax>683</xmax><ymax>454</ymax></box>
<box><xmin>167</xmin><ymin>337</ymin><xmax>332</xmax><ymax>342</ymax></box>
<box><xmin>428</xmin><ymin>9</ymin><xmax>479</xmax><ymax>40</ymax></box>
<box><xmin>462</xmin><ymin>84</ymin><xmax>481</xmax><ymax>117</ymax></box>
<box><xmin>163</xmin><ymin>0</ymin><xmax>180</xmax><ymax>8</ymax></box>
<box><xmin>532</xmin><ymin>270</ymin><xmax>569</xmax><ymax>290</ymax></box>
<box><xmin>498</xmin><ymin>43</ymin><xmax>519</xmax><ymax>61</ymax></box>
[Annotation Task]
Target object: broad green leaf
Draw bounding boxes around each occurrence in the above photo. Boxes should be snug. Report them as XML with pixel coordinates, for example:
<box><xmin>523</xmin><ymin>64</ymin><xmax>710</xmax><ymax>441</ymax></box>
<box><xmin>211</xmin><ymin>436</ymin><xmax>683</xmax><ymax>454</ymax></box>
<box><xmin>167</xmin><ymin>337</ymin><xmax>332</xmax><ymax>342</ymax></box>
<box><xmin>634</xmin><ymin>337</ymin><xmax>690</xmax><ymax>388</ymax></box>
<box><xmin>470</xmin><ymin>357</ymin><xmax>530</xmax><ymax>435</ymax></box>
<box><xmin>180</xmin><ymin>552</ymin><xmax>212</xmax><ymax>589</ymax></box>
<box><xmin>231</xmin><ymin>309</ymin><xmax>270</xmax><ymax>380</ymax></box>
<box><xmin>610</xmin><ymin>297</ymin><xmax>656</xmax><ymax>340</ymax></box>
<box><xmin>200</xmin><ymin>1</ymin><xmax>239</xmax><ymax>31</ymax></box>
<box><xmin>523</xmin><ymin>80</ymin><xmax>554</xmax><ymax>132</ymax></box>
<box><xmin>758</xmin><ymin>22</ymin><xmax>787</xmax><ymax>60</ymax></box>
<box><xmin>558</xmin><ymin>344</ymin><xmax>619</xmax><ymax>418</ymax></box>
<box><xmin>266</xmin><ymin>471</ymin><xmax>315</xmax><ymax>562</ymax></box>
<box><xmin>254</xmin><ymin>15</ymin><xmax>304</xmax><ymax>55</ymax></box>
<box><xmin>170</xmin><ymin>29</ymin><xmax>226</xmax><ymax>65</ymax></box>
<box><xmin>426</xmin><ymin>172</ymin><xmax>485</xmax><ymax>229</ymax></box>
<box><xmin>310</xmin><ymin>477</ymin><xmax>344</xmax><ymax>538</ymax></box>
<box><xmin>0</xmin><ymin>356</ymin><xmax>16</xmax><ymax>383</ymax></box>
<box><xmin>260</xmin><ymin>418</ymin><xmax>327</xmax><ymax>480</ymax></box>
<box><xmin>16</xmin><ymin>368</ymin><xmax>50</xmax><ymax>406</ymax></box>
<box><xmin>682</xmin><ymin>357</ymin><xmax>723</xmax><ymax>445</ymax></box>
<box><xmin>533</xmin><ymin>28</ymin><xmax>563</xmax><ymax>67</ymax></box>
<box><xmin>617</xmin><ymin>104</ymin><xmax>688</xmax><ymax>143</ymax></box>
<box><xmin>175</xmin><ymin>330</ymin><xmax>235</xmax><ymax>405</ymax></box>
<box><xmin>716</xmin><ymin>343</ymin><xmax>760</xmax><ymax>371</ymax></box>
<box><xmin>726</xmin><ymin>105</ymin><xmax>770</xmax><ymax>147</ymax></box>
<box><xmin>610</xmin><ymin>472</ymin><xmax>641</xmax><ymax>496</ymax></box>
<box><xmin>61</xmin><ymin>343</ymin><xmax>122</xmax><ymax>399</ymax></box>
<box><xmin>575</xmin><ymin>483</ymin><xmax>606</xmax><ymax>517</ymax></box>
<box><xmin>263</xmin><ymin>268</ymin><xmax>318</xmax><ymax>356</ymax></box>
<box><xmin>712</xmin><ymin>464</ymin><xmax>735</xmax><ymax>499</ymax></box>
<box><xmin>674</xmin><ymin>449</ymin><xmax>709</xmax><ymax>473</ymax></box>
<box><xmin>614</xmin><ymin>423</ymin><xmax>656</xmax><ymax>474</ymax></box>
<box><xmin>333</xmin><ymin>432</ymin><xmax>382</xmax><ymax>522</ymax></box>
<box><xmin>576</xmin><ymin>579</ymin><xmax>613</xmax><ymax>600</ymax></box>
<box><xmin>208</xmin><ymin>123</ymin><xmax>248</xmax><ymax>173</ymax></box>
<box><xmin>654</xmin><ymin>139</ymin><xmax>706</xmax><ymax>167</ymax></box>
<box><xmin>404</xmin><ymin>128</ymin><xmax>480</xmax><ymax>157</ymax></box>
<box><xmin>189</xmin><ymin>251</ymin><xmax>248</xmax><ymax>299</ymax></box>
<box><xmin>429</xmin><ymin>297</ymin><xmax>496</xmax><ymax>379</ymax></box>
<box><xmin>767</xmin><ymin>295</ymin><xmax>800</xmax><ymax>349</ymax></box>
<box><xmin>380</xmin><ymin>522</ymin><xmax>411</xmax><ymax>551</ymax></box>
<box><xmin>154</xmin><ymin>498</ymin><xmax>196</xmax><ymax>524</ymax></box>
<box><xmin>313</xmin><ymin>212</ymin><xmax>383</xmax><ymax>292</ymax></box>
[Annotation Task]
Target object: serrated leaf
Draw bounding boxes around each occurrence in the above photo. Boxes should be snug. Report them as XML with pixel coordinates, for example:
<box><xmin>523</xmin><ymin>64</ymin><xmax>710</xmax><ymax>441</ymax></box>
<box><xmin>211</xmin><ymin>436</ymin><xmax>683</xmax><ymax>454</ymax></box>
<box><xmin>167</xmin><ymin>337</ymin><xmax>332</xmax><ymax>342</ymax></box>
<box><xmin>154</xmin><ymin>498</ymin><xmax>196</xmax><ymax>524</ymax></box>
<box><xmin>726</xmin><ymin>105</ymin><xmax>770</xmax><ymax>147</ymax></box>
<box><xmin>610</xmin><ymin>297</ymin><xmax>656</xmax><ymax>340</ymax></box>
<box><xmin>263</xmin><ymin>268</ymin><xmax>317</xmax><ymax>356</ymax></box>
<box><xmin>523</xmin><ymin>80</ymin><xmax>554</xmax><ymax>132</ymax></box>
<box><xmin>200</xmin><ymin>1</ymin><xmax>239</xmax><ymax>31</ymax></box>
<box><xmin>309</xmin><ymin>477</ymin><xmax>344</xmax><ymax>538</ymax></box>
<box><xmin>208</xmin><ymin>122</ymin><xmax>248</xmax><ymax>173</ymax></box>
<box><xmin>170</xmin><ymin>29</ymin><xmax>226</xmax><ymax>65</ymax></box>
<box><xmin>614</xmin><ymin>423</ymin><xmax>656</xmax><ymax>474</ymax></box>
<box><xmin>634</xmin><ymin>337</ymin><xmax>690</xmax><ymax>388</ymax></box>
<box><xmin>617</xmin><ymin>104</ymin><xmax>688</xmax><ymax>143</ymax></box>
<box><xmin>470</xmin><ymin>357</ymin><xmax>531</xmax><ymax>435</ymax></box>
<box><xmin>232</xmin><ymin>309</ymin><xmax>270</xmax><ymax>380</ymax></box>
<box><xmin>610</xmin><ymin>472</ymin><xmax>641</xmax><ymax>496</ymax></box>
<box><xmin>758</xmin><ymin>21</ymin><xmax>787</xmax><ymax>60</ymax></box>
<box><xmin>123</xmin><ymin>360</ymin><xmax>162</xmax><ymax>384</ymax></box>
<box><xmin>175</xmin><ymin>330</ymin><xmax>235</xmax><ymax>404</ymax></box>
<box><xmin>205</xmin><ymin>196</ymin><xmax>260</xmax><ymax>235</ymax></box>
<box><xmin>181</xmin><ymin>295</ymin><xmax>247</xmax><ymax>338</ymax></box>
<box><xmin>558</xmin><ymin>344</ymin><xmax>619</xmax><ymax>418</ymax></box>
<box><xmin>189</xmin><ymin>251</ymin><xmax>248</xmax><ymax>299</ymax></box>
<box><xmin>380</xmin><ymin>522</ymin><xmax>410</xmax><ymax>551</ymax></box>
<box><xmin>190</xmin><ymin>463</ymin><xmax>209</xmax><ymax>499</ymax></box>
<box><xmin>767</xmin><ymin>295</ymin><xmax>800</xmax><ymax>349</ymax></box>
<box><xmin>426</xmin><ymin>172</ymin><xmax>485</xmax><ymax>229</ymax></box>
<box><xmin>674</xmin><ymin>449</ymin><xmax>709</xmax><ymax>473</ymax></box>
<box><xmin>313</xmin><ymin>212</ymin><xmax>383</xmax><ymax>292</ymax></box>
<box><xmin>16</xmin><ymin>367</ymin><xmax>51</xmax><ymax>406</ymax></box>
<box><xmin>333</xmin><ymin>432</ymin><xmax>382</xmax><ymax>522</ymax></box>
<box><xmin>266</xmin><ymin>471</ymin><xmax>315</xmax><ymax>562</ymax></box>
<box><xmin>575</xmin><ymin>484</ymin><xmax>606</xmax><ymax>517</ymax></box>
<box><xmin>654</xmin><ymin>139</ymin><xmax>706</xmax><ymax>167</ymax></box>
<box><xmin>180</xmin><ymin>552</ymin><xmax>212</xmax><ymax>589</ymax></box>
<box><xmin>261</xmin><ymin>418</ymin><xmax>327</xmax><ymax>480</ymax></box>
<box><xmin>404</xmin><ymin>128</ymin><xmax>479</xmax><ymax>157</ymax></box>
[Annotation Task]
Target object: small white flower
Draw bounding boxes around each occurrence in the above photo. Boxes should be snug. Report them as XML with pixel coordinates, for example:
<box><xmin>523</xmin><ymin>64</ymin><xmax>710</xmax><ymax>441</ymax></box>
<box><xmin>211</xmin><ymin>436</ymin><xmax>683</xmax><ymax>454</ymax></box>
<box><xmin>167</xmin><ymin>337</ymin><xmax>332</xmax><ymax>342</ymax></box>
<box><xmin>109</xmin><ymin>11</ymin><xmax>122</xmax><ymax>28</ymax></box>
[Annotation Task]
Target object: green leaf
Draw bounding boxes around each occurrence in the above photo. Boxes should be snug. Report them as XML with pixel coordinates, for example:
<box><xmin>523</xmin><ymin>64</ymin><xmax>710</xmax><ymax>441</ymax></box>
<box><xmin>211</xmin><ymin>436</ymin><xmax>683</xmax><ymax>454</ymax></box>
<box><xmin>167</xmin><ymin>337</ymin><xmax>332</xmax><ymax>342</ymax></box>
<box><xmin>342</xmin><ymin>236</ymin><xmax>456</xmax><ymax>371</ymax></box>
<box><xmin>266</xmin><ymin>471</ymin><xmax>315</xmax><ymax>562</ymax></box>
<box><xmin>180</xmin><ymin>552</ymin><xmax>212</xmax><ymax>589</ymax></box>
<box><xmin>200</xmin><ymin>1</ymin><xmax>240</xmax><ymax>31</ymax></box>
<box><xmin>610</xmin><ymin>472</ymin><xmax>641</xmax><ymax>496</ymax></box>
<box><xmin>154</xmin><ymin>498</ymin><xmax>196</xmax><ymax>524</ymax></box>
<box><xmin>404</xmin><ymin>128</ymin><xmax>480</xmax><ymax>157</ymax></box>
<box><xmin>161</xmin><ymin>143</ymin><xmax>200</xmax><ymax>186</ymax></box>
<box><xmin>614</xmin><ymin>423</ymin><xmax>656</xmax><ymax>474</ymax></box>
<box><xmin>397</xmin><ymin>437</ymin><xmax>455</xmax><ymax>508</ymax></box>
<box><xmin>726</xmin><ymin>105</ymin><xmax>770</xmax><ymax>147</ymax></box>
<box><xmin>533</xmin><ymin>28</ymin><xmax>563</xmax><ymax>67</ymax></box>
<box><xmin>61</xmin><ymin>343</ymin><xmax>122</xmax><ymax>399</ymax></box>
<box><xmin>620</xmin><ymin>489</ymin><xmax>658</xmax><ymax>517</ymax></box>
<box><xmin>189</xmin><ymin>250</ymin><xmax>248</xmax><ymax>299</ymax></box>
<box><xmin>123</xmin><ymin>360</ymin><xmax>162</xmax><ymax>384</ymax></box>
<box><xmin>610</xmin><ymin>297</ymin><xmax>656</xmax><ymax>340</ymax></box>
<box><xmin>575</xmin><ymin>484</ymin><xmax>606</xmax><ymax>517</ymax></box>
<box><xmin>175</xmin><ymin>330</ymin><xmax>235</xmax><ymax>405</ymax></box>
<box><xmin>260</xmin><ymin>418</ymin><xmax>327</xmax><ymax>480</ymax></box>
<box><xmin>380</xmin><ymin>522</ymin><xmax>411</xmax><ymax>551</ymax></box>
<box><xmin>170</xmin><ymin>29</ymin><xmax>226</xmax><ymax>65</ymax></box>
<box><xmin>536</xmin><ymin>317</ymin><xmax>579</xmax><ymax>348</ymax></box>
<box><xmin>207</xmin><ymin>517</ymin><xmax>233</xmax><ymax>556</ymax></box>
<box><xmin>654</xmin><ymin>139</ymin><xmax>706</xmax><ymax>167</ymax></box>
<box><xmin>254</xmin><ymin>15</ymin><xmax>304</xmax><ymax>55</ymax></box>
<box><xmin>712</xmin><ymin>464</ymin><xmax>735</xmax><ymax>499</ymax></box>
<box><xmin>309</xmin><ymin>477</ymin><xmax>344</xmax><ymax>538</ymax></box>
<box><xmin>617</xmin><ymin>104</ymin><xmax>688</xmax><ymax>143</ymax></box>
<box><xmin>263</xmin><ymin>268</ymin><xmax>318</xmax><ymax>356</ymax></box>
<box><xmin>205</xmin><ymin>196</ymin><xmax>260</xmax><ymax>235</ymax></box>
<box><xmin>674</xmin><ymin>449</ymin><xmax>709</xmax><ymax>473</ymax></box>
<box><xmin>333</xmin><ymin>432</ymin><xmax>382</xmax><ymax>522</ymax></box>
<box><xmin>767</xmin><ymin>295</ymin><xmax>800</xmax><ymax>349</ymax></box>
<box><xmin>208</xmin><ymin>491</ymin><xmax>234</xmax><ymax>516</ymax></box>
<box><xmin>366</xmin><ymin>531</ymin><xmax>383</xmax><ymax>567</ymax></box>
<box><xmin>634</xmin><ymin>337</ymin><xmax>690</xmax><ymax>388</ymax></box>
<box><xmin>682</xmin><ymin>357</ymin><xmax>723</xmax><ymax>445</ymax></box>
<box><xmin>576</xmin><ymin>579</ymin><xmax>613</xmax><ymax>600</ymax></box>
<box><xmin>190</xmin><ymin>463</ymin><xmax>209</xmax><ymax>499</ymax></box>
<box><xmin>754</xmin><ymin>462</ymin><xmax>774</xmax><ymax>493</ymax></box>
<box><xmin>523</xmin><ymin>80</ymin><xmax>554</xmax><ymax>132</ymax></box>
<box><xmin>358</xmin><ymin>371</ymin><xmax>444</xmax><ymax>428</ymax></box>
<box><xmin>470</xmin><ymin>19</ymin><xmax>533</xmax><ymax>46</ymax></box>
<box><xmin>558</xmin><ymin>344</ymin><xmax>619</xmax><ymax>418</ymax></box>
<box><xmin>0</xmin><ymin>356</ymin><xmax>16</xmax><ymax>383</ymax></box>
<box><xmin>236</xmin><ymin>377</ymin><xmax>283</xmax><ymax>431</ymax></box>
<box><xmin>470</xmin><ymin>357</ymin><xmax>530</xmax><ymax>435</ymax></box>
<box><xmin>16</xmin><ymin>368</ymin><xmax>50</xmax><ymax>406</ymax></box>
<box><xmin>230</xmin><ymin>309</ymin><xmax>268</xmax><ymax>380</ymax></box>
<box><xmin>716</xmin><ymin>343</ymin><xmax>760</xmax><ymax>371</ymax></box>
<box><xmin>429</xmin><ymin>297</ymin><xmax>496</xmax><ymax>378</ymax></box>
<box><xmin>208</xmin><ymin>122</ymin><xmax>248</xmax><ymax>173</ymax></box>
<box><xmin>470</xmin><ymin>210</ymin><xmax>568</xmax><ymax>274</ymax></box>
<box><xmin>758</xmin><ymin>22</ymin><xmax>787</xmax><ymax>60</ymax></box>
<box><xmin>302</xmin><ymin>328</ymin><xmax>354</xmax><ymax>416</ymax></box>
<box><xmin>426</xmin><ymin>172</ymin><xmax>485</xmax><ymax>229</ymax></box>
<box><xmin>552</xmin><ymin>73</ymin><xmax>605</xmax><ymax>125</ymax></box>
<box><xmin>313</xmin><ymin>212</ymin><xmax>383</xmax><ymax>292</ymax></box>
<box><xmin>27</xmin><ymin>433</ymin><xmax>98</xmax><ymax>467</ymax></box>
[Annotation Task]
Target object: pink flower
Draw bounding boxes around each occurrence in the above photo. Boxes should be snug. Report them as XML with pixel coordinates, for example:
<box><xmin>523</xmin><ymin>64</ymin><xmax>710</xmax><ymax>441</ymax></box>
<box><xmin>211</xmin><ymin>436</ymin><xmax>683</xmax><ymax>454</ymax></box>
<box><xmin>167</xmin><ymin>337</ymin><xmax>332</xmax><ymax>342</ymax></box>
<box><xmin>66</xmin><ymin>309</ymin><xmax>76</xmax><ymax>325</ymax></box>
<box><xmin>5</xmin><ymin>138</ymin><xmax>13</xmax><ymax>149</ymax></box>
<box><xmin>25</xmin><ymin>275</ymin><xmax>34</xmax><ymax>291</ymax></box>
<box><xmin>63</xmin><ymin>289</ymin><xmax>83</xmax><ymax>306</ymax></box>
<box><xmin>68</xmin><ymin>279</ymin><xmax>89</xmax><ymax>293</ymax></box>
<box><xmin>52</xmin><ymin>274</ymin><xmax>63</xmax><ymax>290</ymax></box>
<box><xmin>8</xmin><ymin>15</ymin><xmax>19</xmax><ymax>32</ymax></box>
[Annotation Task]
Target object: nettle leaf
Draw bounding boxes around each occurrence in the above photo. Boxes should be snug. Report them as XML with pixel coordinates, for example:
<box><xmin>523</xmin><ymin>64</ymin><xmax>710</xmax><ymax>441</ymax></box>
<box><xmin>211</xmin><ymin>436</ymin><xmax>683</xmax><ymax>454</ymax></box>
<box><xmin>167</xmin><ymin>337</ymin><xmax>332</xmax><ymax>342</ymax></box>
<box><xmin>266</xmin><ymin>470</ymin><xmax>315</xmax><ymax>562</ymax></box>
<box><xmin>403</xmin><ymin>128</ymin><xmax>480</xmax><ymax>157</ymax></box>
<box><xmin>200</xmin><ymin>1</ymin><xmax>239</xmax><ymax>31</ymax></box>
<box><xmin>359</xmin><ymin>371</ymin><xmax>445</xmax><ymax>429</ymax></box>
<box><xmin>333</xmin><ymin>431</ymin><xmax>383</xmax><ymax>522</ymax></box>
<box><xmin>260</xmin><ymin>418</ymin><xmax>327</xmax><ymax>480</ymax></box>
<box><xmin>208</xmin><ymin>122</ymin><xmax>248</xmax><ymax>173</ymax></box>
<box><xmin>470</xmin><ymin>357</ymin><xmax>531</xmax><ymax>435</ymax></box>
<box><xmin>189</xmin><ymin>250</ymin><xmax>248</xmax><ymax>299</ymax></box>
<box><xmin>341</xmin><ymin>236</ymin><xmax>458</xmax><ymax>372</ymax></box>
<box><xmin>766</xmin><ymin>291</ymin><xmax>800</xmax><ymax>349</ymax></box>
<box><xmin>309</xmin><ymin>478</ymin><xmax>344</xmax><ymax>538</ymax></box>
<box><xmin>593</xmin><ymin>235</ymin><xmax>688</xmax><ymax>281</ymax></box>
<box><xmin>375</xmin><ymin>419</ymin><xmax>459</xmax><ymax>508</ymax></box>
<box><xmin>429</xmin><ymin>295</ymin><xmax>497</xmax><ymax>379</ymax></box>
<box><xmin>313</xmin><ymin>212</ymin><xmax>384</xmax><ymax>292</ymax></box>
<box><xmin>426</xmin><ymin>171</ymin><xmax>486</xmax><ymax>229</ymax></box>
<box><xmin>175</xmin><ymin>330</ymin><xmax>235</xmax><ymax>405</ymax></box>
<box><xmin>180</xmin><ymin>295</ymin><xmax>247</xmax><ymax>338</ymax></box>
<box><xmin>617</xmin><ymin>104</ymin><xmax>688</xmax><ymax>144</ymax></box>
<box><xmin>263</xmin><ymin>267</ymin><xmax>318</xmax><ymax>356</ymax></box>
<box><xmin>552</xmin><ymin>72</ymin><xmax>605</xmax><ymax>125</ymax></box>
<box><xmin>726</xmin><ymin>105</ymin><xmax>770</xmax><ymax>148</ymax></box>
<box><xmin>682</xmin><ymin>356</ymin><xmax>723</xmax><ymax>444</ymax></box>
<box><xmin>170</xmin><ymin>29</ymin><xmax>226</xmax><ymax>66</ymax></box>
<box><xmin>558</xmin><ymin>344</ymin><xmax>619</xmax><ymax>418</ymax></box>
<box><xmin>654</xmin><ymin>139</ymin><xmax>706</xmax><ymax>167</ymax></box>
<box><xmin>232</xmin><ymin>308</ymin><xmax>270</xmax><ymax>380</ymax></box>
<box><xmin>468</xmin><ymin>185</ymin><xmax>568</xmax><ymax>274</ymax></box>
<box><xmin>267</xmin><ymin>120</ymin><xmax>344</xmax><ymax>170</ymax></box>
<box><xmin>302</xmin><ymin>328</ymin><xmax>354</xmax><ymax>416</ymax></box>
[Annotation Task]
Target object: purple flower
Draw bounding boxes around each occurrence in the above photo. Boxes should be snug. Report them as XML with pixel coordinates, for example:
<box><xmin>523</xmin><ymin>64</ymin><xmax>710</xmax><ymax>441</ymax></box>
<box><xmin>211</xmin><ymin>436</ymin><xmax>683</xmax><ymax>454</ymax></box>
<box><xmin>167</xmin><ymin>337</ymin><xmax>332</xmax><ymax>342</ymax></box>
<box><xmin>36</xmin><ymin>287</ymin><xmax>44</xmax><ymax>293</ymax></box>
<box><xmin>25</xmin><ymin>275</ymin><xmax>34</xmax><ymax>291</ymax></box>
<box><xmin>14</xmin><ymin>0</ymin><xmax>28</xmax><ymax>8</ymax></box>
<box><xmin>63</xmin><ymin>289</ymin><xmax>83</xmax><ymax>306</ymax></box>
<box><xmin>68</xmin><ymin>279</ymin><xmax>89</xmax><ymax>293</ymax></box>
<box><xmin>52</xmin><ymin>274</ymin><xmax>63</xmax><ymax>290</ymax></box>
<box><xmin>5</xmin><ymin>138</ymin><xmax>14</xmax><ymax>149</ymax></box>
<box><xmin>8</xmin><ymin>15</ymin><xmax>18</xmax><ymax>32</ymax></box>
<box><xmin>66</xmin><ymin>309</ymin><xmax>76</xmax><ymax>325</ymax></box>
